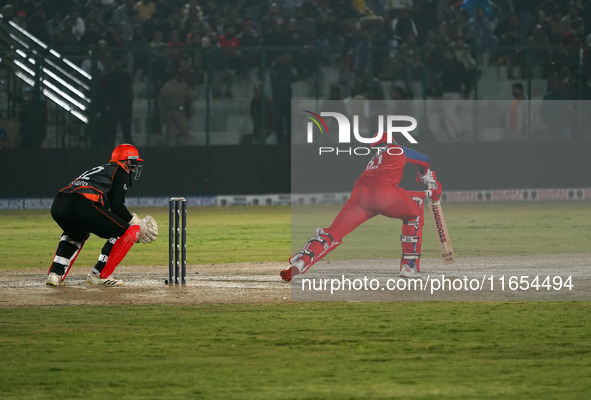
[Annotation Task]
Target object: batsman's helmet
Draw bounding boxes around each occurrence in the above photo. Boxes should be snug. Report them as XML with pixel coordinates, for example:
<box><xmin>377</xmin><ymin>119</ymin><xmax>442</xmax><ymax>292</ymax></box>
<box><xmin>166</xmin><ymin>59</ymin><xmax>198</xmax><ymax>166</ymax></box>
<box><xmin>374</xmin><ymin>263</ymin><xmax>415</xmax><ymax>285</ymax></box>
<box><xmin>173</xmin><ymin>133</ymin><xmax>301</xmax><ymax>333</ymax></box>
<box><xmin>111</xmin><ymin>143</ymin><xmax>144</xmax><ymax>180</ymax></box>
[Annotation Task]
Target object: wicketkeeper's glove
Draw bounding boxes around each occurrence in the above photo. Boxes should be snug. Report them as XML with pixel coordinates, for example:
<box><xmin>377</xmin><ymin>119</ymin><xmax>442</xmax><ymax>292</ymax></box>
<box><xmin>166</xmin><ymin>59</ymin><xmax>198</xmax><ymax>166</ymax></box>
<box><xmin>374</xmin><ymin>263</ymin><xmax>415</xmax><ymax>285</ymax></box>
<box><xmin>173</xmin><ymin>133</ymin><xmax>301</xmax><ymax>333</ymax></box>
<box><xmin>130</xmin><ymin>214</ymin><xmax>158</xmax><ymax>243</ymax></box>
<box><xmin>138</xmin><ymin>215</ymin><xmax>158</xmax><ymax>243</ymax></box>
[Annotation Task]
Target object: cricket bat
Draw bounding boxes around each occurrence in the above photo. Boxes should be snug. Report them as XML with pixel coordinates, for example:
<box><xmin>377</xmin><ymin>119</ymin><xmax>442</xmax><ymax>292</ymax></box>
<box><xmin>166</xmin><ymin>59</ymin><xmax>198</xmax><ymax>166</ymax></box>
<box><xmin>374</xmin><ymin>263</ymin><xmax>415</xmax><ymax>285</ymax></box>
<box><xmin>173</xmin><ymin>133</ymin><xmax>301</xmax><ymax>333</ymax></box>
<box><xmin>427</xmin><ymin>193</ymin><xmax>455</xmax><ymax>264</ymax></box>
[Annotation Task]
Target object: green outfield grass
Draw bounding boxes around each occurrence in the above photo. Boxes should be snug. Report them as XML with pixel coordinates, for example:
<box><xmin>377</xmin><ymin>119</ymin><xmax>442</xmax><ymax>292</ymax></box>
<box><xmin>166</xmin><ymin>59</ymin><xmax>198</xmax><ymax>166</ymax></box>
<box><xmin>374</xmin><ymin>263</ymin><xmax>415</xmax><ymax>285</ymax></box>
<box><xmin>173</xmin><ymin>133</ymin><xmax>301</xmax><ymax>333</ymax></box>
<box><xmin>1</xmin><ymin>202</ymin><xmax>590</xmax><ymax>399</ymax></box>
<box><xmin>1</xmin><ymin>201</ymin><xmax>590</xmax><ymax>270</ymax></box>
<box><xmin>1</xmin><ymin>302</ymin><xmax>590</xmax><ymax>399</ymax></box>
<box><xmin>0</xmin><ymin>206</ymin><xmax>291</xmax><ymax>269</ymax></box>
<box><xmin>293</xmin><ymin>201</ymin><xmax>591</xmax><ymax>259</ymax></box>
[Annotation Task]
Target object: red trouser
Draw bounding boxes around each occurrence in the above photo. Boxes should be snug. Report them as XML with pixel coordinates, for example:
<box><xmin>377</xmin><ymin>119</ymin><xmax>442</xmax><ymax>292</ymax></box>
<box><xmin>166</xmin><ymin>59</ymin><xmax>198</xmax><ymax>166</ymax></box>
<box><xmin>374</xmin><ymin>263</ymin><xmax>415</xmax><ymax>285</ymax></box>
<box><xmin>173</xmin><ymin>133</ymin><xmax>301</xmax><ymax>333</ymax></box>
<box><xmin>291</xmin><ymin>183</ymin><xmax>426</xmax><ymax>275</ymax></box>
<box><xmin>326</xmin><ymin>182</ymin><xmax>425</xmax><ymax>271</ymax></box>
<box><xmin>327</xmin><ymin>183</ymin><xmax>424</xmax><ymax>241</ymax></box>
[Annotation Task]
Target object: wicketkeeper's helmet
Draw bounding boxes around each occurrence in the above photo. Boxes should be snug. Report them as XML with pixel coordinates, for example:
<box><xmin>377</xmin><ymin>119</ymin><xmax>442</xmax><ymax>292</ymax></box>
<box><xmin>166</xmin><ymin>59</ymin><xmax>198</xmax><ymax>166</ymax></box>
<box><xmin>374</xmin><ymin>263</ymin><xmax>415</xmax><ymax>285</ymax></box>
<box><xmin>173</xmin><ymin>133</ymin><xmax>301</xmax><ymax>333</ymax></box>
<box><xmin>111</xmin><ymin>143</ymin><xmax>144</xmax><ymax>180</ymax></box>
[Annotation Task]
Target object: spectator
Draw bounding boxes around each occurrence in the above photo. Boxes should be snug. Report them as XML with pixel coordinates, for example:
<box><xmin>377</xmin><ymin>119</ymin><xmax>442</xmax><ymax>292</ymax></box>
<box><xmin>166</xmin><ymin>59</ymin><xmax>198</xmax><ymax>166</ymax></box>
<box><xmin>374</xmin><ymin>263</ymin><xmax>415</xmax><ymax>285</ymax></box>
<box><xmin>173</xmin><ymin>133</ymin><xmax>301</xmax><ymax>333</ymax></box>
<box><xmin>336</xmin><ymin>64</ymin><xmax>356</xmax><ymax>99</ymax></box>
<box><xmin>129</xmin><ymin>24</ymin><xmax>150</xmax><ymax>79</ymax></box>
<box><xmin>440</xmin><ymin>9</ymin><xmax>469</xmax><ymax>42</ymax></box>
<box><xmin>83</xmin><ymin>0</ymin><xmax>109</xmax><ymax>26</ymax></box>
<box><xmin>438</xmin><ymin>48</ymin><xmax>468</xmax><ymax>140</ymax></box>
<box><xmin>384</xmin><ymin>0</ymin><xmax>414</xmax><ymax>12</ymax></box>
<box><xmin>167</xmin><ymin>29</ymin><xmax>185</xmax><ymax>65</ymax></box>
<box><xmin>27</xmin><ymin>7</ymin><xmax>50</xmax><ymax>43</ymax></box>
<box><xmin>514</xmin><ymin>0</ymin><xmax>538</xmax><ymax>38</ymax></box>
<box><xmin>161</xmin><ymin>7</ymin><xmax>185</xmax><ymax>40</ymax></box>
<box><xmin>262</xmin><ymin>20</ymin><xmax>291</xmax><ymax>62</ymax></box>
<box><xmin>293</xmin><ymin>6</ymin><xmax>317</xmax><ymax>43</ymax></box>
<box><xmin>1</xmin><ymin>4</ymin><xmax>18</xmax><ymax>25</ymax></box>
<box><xmin>467</xmin><ymin>6</ymin><xmax>498</xmax><ymax>49</ymax></box>
<box><xmin>422</xmin><ymin>29</ymin><xmax>444</xmax><ymax>96</ymax></box>
<box><xmin>178</xmin><ymin>57</ymin><xmax>200</xmax><ymax>119</ymax></box>
<box><xmin>396</xmin><ymin>33</ymin><xmax>424</xmax><ymax>97</ymax></box>
<box><xmin>0</xmin><ymin>114</ymin><xmax>11</xmax><ymax>148</ymax></box>
<box><xmin>101</xmin><ymin>58</ymin><xmax>134</xmax><ymax>146</ymax></box>
<box><xmin>547</xmin><ymin>10</ymin><xmax>568</xmax><ymax>44</ymax></box>
<box><xmin>79</xmin><ymin>20</ymin><xmax>103</xmax><ymax>47</ymax></box>
<box><xmin>356</xmin><ymin>66</ymin><xmax>385</xmax><ymax>100</ymax></box>
<box><xmin>453</xmin><ymin>36</ymin><xmax>478</xmax><ymax>92</ymax></box>
<box><xmin>505</xmin><ymin>82</ymin><xmax>527</xmax><ymax>140</ymax></box>
<box><xmin>201</xmin><ymin>35</ymin><xmax>233</xmax><ymax>99</ymax></box>
<box><xmin>64</xmin><ymin>10</ymin><xmax>86</xmax><ymax>42</ymax></box>
<box><xmin>250</xmin><ymin>82</ymin><xmax>276</xmax><ymax>144</ymax></box>
<box><xmin>134</xmin><ymin>0</ymin><xmax>156</xmax><ymax>23</ymax></box>
<box><xmin>495</xmin><ymin>15</ymin><xmax>522</xmax><ymax>79</ymax></box>
<box><xmin>461</xmin><ymin>0</ymin><xmax>495</xmax><ymax>19</ymax></box>
<box><xmin>158</xmin><ymin>70</ymin><xmax>193</xmax><ymax>146</ymax></box>
<box><xmin>0</xmin><ymin>127</ymin><xmax>10</xmax><ymax>149</ymax></box>
<box><xmin>46</xmin><ymin>12</ymin><xmax>65</xmax><ymax>43</ymax></box>
<box><xmin>81</xmin><ymin>50</ymin><xmax>106</xmax><ymax>75</ymax></box>
<box><xmin>390</xmin><ymin>8</ymin><xmax>418</xmax><ymax>47</ymax></box>
<box><xmin>238</xmin><ymin>20</ymin><xmax>261</xmax><ymax>77</ymax></box>
<box><xmin>218</xmin><ymin>25</ymin><xmax>241</xmax><ymax>71</ymax></box>
<box><xmin>111</xmin><ymin>0</ymin><xmax>136</xmax><ymax>42</ymax></box>
<box><xmin>15</xmin><ymin>8</ymin><xmax>27</xmax><ymax>30</ymax></box>
<box><xmin>541</xmin><ymin>78</ymin><xmax>573</xmax><ymax>140</ymax></box>
<box><xmin>562</xmin><ymin>5</ymin><xmax>584</xmax><ymax>32</ymax></box>
<box><xmin>148</xmin><ymin>30</ymin><xmax>169</xmax><ymax>90</ymax></box>
<box><xmin>18</xmin><ymin>87</ymin><xmax>47</xmax><ymax>148</ymax></box>
<box><xmin>526</xmin><ymin>24</ymin><xmax>551</xmax><ymax>78</ymax></box>
<box><xmin>154</xmin><ymin>0</ymin><xmax>174</xmax><ymax>21</ymax></box>
<box><xmin>206</xmin><ymin>8</ymin><xmax>226</xmax><ymax>36</ymax></box>
<box><xmin>225</xmin><ymin>5</ymin><xmax>244</xmax><ymax>29</ymax></box>
<box><xmin>260</xmin><ymin>2</ymin><xmax>284</xmax><ymax>37</ymax></box>
<box><xmin>182</xmin><ymin>0</ymin><xmax>203</xmax><ymax>24</ymax></box>
<box><xmin>182</xmin><ymin>2</ymin><xmax>203</xmax><ymax>32</ymax></box>
<box><xmin>269</xmin><ymin>52</ymin><xmax>296</xmax><ymax>143</ymax></box>
<box><xmin>59</xmin><ymin>16</ymin><xmax>82</xmax><ymax>47</ymax></box>
<box><xmin>96</xmin><ymin>39</ymin><xmax>116</xmax><ymax>72</ymax></box>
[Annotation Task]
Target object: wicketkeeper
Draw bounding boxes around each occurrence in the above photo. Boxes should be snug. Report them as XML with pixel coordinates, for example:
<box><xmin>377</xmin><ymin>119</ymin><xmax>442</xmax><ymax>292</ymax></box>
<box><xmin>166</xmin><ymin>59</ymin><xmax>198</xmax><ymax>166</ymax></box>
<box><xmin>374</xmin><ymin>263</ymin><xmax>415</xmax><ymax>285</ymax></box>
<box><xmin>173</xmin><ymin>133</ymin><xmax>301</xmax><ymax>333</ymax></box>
<box><xmin>281</xmin><ymin>136</ymin><xmax>442</xmax><ymax>281</ymax></box>
<box><xmin>46</xmin><ymin>144</ymin><xmax>158</xmax><ymax>286</ymax></box>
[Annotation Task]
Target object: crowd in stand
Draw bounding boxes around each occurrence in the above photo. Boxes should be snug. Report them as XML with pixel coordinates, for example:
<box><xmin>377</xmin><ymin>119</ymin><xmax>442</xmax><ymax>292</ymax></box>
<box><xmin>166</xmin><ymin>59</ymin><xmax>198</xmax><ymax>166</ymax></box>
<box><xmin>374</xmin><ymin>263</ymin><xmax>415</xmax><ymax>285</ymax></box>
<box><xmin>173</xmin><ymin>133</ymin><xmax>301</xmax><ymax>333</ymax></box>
<box><xmin>2</xmin><ymin>0</ymin><xmax>591</xmax><ymax>145</ymax></box>
<box><xmin>2</xmin><ymin>0</ymin><xmax>591</xmax><ymax>96</ymax></box>
<box><xmin>3</xmin><ymin>0</ymin><xmax>591</xmax><ymax>99</ymax></box>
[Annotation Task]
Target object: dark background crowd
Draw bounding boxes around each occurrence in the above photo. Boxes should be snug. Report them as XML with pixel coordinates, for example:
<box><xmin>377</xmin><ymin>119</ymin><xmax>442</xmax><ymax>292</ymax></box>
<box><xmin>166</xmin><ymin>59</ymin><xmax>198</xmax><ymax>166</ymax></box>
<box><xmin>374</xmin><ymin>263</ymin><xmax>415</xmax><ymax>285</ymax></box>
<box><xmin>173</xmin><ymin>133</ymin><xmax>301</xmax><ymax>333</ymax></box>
<box><xmin>1</xmin><ymin>0</ymin><xmax>591</xmax><ymax>146</ymax></box>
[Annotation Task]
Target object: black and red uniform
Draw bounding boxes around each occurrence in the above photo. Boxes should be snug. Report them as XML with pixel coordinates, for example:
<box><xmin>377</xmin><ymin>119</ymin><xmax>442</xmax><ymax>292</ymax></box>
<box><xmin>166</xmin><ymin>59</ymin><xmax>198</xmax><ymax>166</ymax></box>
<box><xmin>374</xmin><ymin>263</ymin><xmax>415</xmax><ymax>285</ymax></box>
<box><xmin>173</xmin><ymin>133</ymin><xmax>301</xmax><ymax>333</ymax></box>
<box><xmin>48</xmin><ymin>162</ymin><xmax>134</xmax><ymax>277</ymax></box>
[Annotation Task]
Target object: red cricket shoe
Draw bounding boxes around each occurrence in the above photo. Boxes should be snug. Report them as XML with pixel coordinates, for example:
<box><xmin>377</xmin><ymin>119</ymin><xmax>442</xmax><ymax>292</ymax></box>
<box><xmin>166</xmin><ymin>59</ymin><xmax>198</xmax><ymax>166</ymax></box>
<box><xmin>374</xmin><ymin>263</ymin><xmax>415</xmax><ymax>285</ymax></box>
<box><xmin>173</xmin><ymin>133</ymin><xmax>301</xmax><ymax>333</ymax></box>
<box><xmin>280</xmin><ymin>266</ymin><xmax>300</xmax><ymax>282</ymax></box>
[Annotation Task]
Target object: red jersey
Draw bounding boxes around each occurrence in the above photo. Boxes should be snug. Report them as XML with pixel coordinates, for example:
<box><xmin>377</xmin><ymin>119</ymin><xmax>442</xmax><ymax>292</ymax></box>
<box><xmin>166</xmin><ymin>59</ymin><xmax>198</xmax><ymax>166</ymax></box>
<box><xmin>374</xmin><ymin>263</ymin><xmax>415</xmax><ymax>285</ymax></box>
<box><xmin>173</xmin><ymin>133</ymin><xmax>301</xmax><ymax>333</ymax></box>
<box><xmin>218</xmin><ymin>34</ymin><xmax>239</xmax><ymax>56</ymax></box>
<box><xmin>356</xmin><ymin>144</ymin><xmax>430</xmax><ymax>186</ymax></box>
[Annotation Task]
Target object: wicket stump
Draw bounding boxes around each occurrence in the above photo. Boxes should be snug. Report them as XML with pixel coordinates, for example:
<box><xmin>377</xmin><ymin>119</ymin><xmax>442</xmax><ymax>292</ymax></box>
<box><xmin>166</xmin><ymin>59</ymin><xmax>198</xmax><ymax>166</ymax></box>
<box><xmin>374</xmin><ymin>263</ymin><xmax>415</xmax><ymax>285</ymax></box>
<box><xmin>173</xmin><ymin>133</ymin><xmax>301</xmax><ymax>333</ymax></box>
<box><xmin>168</xmin><ymin>197</ymin><xmax>187</xmax><ymax>284</ymax></box>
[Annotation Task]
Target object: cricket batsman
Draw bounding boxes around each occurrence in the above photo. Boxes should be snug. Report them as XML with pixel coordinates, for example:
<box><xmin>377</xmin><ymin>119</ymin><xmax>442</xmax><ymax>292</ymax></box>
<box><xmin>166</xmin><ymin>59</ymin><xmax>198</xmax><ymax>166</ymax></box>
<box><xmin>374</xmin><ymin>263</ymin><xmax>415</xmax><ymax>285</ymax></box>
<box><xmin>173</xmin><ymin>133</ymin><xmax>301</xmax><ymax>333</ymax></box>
<box><xmin>281</xmin><ymin>136</ymin><xmax>442</xmax><ymax>281</ymax></box>
<box><xmin>46</xmin><ymin>144</ymin><xmax>158</xmax><ymax>286</ymax></box>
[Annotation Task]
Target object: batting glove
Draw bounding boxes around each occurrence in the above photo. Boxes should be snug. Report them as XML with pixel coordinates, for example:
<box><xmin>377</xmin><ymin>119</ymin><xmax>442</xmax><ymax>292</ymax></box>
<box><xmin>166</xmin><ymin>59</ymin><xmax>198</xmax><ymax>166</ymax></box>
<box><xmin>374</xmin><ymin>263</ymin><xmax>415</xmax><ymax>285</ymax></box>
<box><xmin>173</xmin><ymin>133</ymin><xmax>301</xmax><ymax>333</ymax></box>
<box><xmin>425</xmin><ymin>181</ymin><xmax>443</xmax><ymax>202</ymax></box>
<box><xmin>417</xmin><ymin>169</ymin><xmax>438</xmax><ymax>186</ymax></box>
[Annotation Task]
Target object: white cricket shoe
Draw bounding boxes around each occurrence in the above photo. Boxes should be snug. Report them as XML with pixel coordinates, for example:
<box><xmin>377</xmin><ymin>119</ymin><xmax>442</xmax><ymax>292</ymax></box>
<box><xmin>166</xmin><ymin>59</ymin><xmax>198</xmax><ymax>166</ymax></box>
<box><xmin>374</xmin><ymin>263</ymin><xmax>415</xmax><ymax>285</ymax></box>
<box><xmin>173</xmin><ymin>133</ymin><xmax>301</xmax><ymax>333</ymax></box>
<box><xmin>85</xmin><ymin>272</ymin><xmax>124</xmax><ymax>286</ymax></box>
<box><xmin>400</xmin><ymin>264</ymin><xmax>421</xmax><ymax>278</ymax></box>
<box><xmin>46</xmin><ymin>272</ymin><xmax>64</xmax><ymax>286</ymax></box>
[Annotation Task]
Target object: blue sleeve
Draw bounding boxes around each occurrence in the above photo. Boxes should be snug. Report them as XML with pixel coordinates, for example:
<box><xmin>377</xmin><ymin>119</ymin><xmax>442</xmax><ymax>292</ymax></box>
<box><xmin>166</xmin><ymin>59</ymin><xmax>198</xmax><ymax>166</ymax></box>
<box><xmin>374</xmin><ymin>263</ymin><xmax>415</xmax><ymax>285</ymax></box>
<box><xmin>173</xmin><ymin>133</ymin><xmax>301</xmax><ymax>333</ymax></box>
<box><xmin>402</xmin><ymin>147</ymin><xmax>430</xmax><ymax>171</ymax></box>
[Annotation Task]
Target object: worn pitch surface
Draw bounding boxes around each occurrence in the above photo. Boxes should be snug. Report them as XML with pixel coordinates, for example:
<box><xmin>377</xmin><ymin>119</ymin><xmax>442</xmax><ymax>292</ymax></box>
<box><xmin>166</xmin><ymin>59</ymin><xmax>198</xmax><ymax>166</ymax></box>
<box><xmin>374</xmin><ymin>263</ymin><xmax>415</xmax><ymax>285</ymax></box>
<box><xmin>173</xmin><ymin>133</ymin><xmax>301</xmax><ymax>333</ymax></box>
<box><xmin>1</xmin><ymin>254</ymin><xmax>589</xmax><ymax>306</ymax></box>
